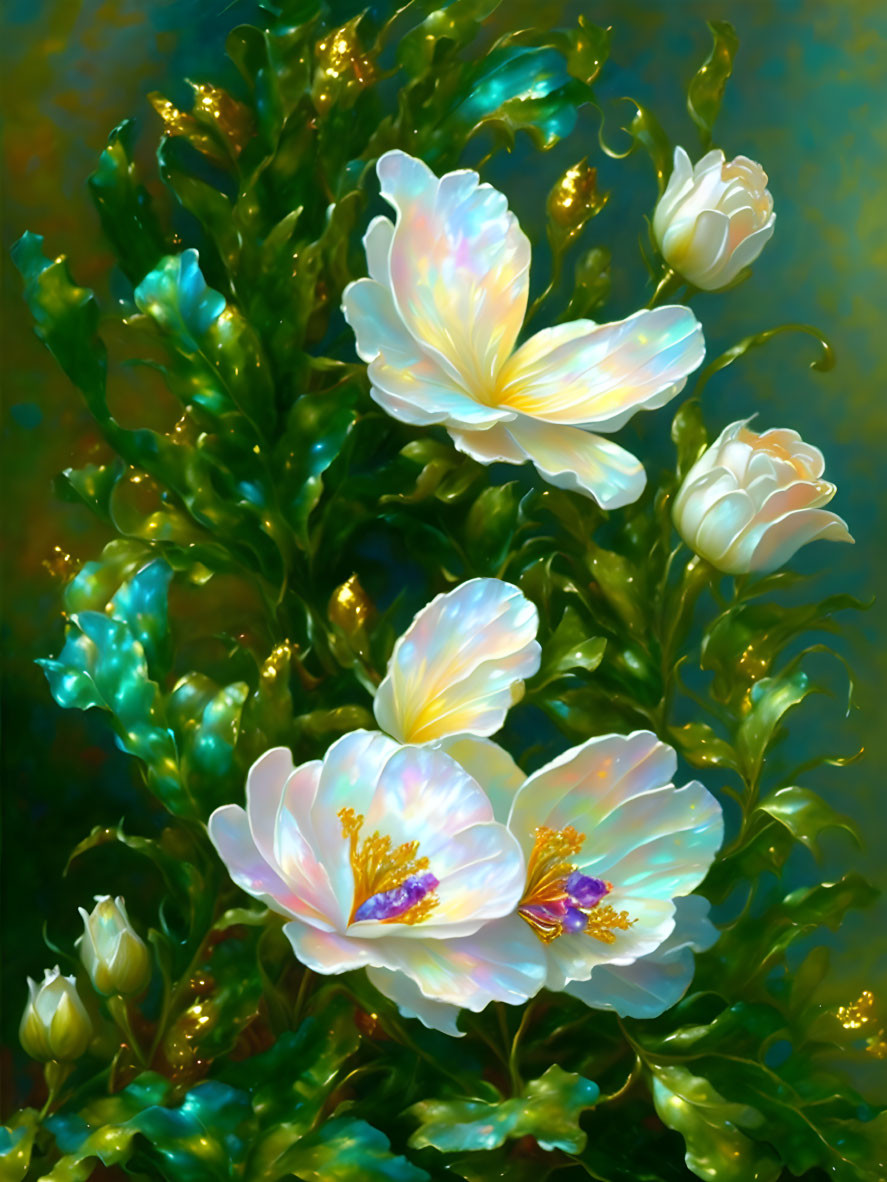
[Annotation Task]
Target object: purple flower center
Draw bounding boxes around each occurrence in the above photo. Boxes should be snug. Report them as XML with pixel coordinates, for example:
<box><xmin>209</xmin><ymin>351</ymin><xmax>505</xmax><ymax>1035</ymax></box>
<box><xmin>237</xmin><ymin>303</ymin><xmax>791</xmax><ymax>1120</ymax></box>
<box><xmin>565</xmin><ymin>871</ymin><xmax>610</xmax><ymax>909</ymax></box>
<box><xmin>352</xmin><ymin>872</ymin><xmax>440</xmax><ymax>923</ymax></box>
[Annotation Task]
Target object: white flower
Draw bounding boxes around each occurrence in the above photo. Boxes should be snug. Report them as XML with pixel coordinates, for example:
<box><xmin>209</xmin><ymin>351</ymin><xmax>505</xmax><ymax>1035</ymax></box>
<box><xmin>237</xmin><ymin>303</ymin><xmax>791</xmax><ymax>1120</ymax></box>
<box><xmin>20</xmin><ymin>967</ymin><xmax>93</xmax><ymax>1062</ymax></box>
<box><xmin>673</xmin><ymin>419</ymin><xmax>853</xmax><ymax>574</ymax></box>
<box><xmin>208</xmin><ymin>734</ymin><xmax>541</xmax><ymax>1024</ymax></box>
<box><xmin>362</xmin><ymin>731</ymin><xmax>723</xmax><ymax>1033</ymax></box>
<box><xmin>342</xmin><ymin>150</ymin><xmax>705</xmax><ymax>509</ymax></box>
<box><xmin>653</xmin><ymin>147</ymin><xmax>775</xmax><ymax>290</ymax></box>
<box><xmin>76</xmin><ymin>896</ymin><xmax>151</xmax><ymax>997</ymax></box>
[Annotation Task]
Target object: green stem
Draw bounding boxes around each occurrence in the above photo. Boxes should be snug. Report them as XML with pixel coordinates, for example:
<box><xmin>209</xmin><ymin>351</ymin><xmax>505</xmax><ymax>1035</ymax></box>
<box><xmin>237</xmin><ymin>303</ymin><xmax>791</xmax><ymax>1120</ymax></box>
<box><xmin>647</xmin><ymin>267</ymin><xmax>682</xmax><ymax>307</ymax></box>
<box><xmin>507</xmin><ymin>1000</ymin><xmax>535</xmax><ymax>1095</ymax></box>
<box><xmin>108</xmin><ymin>996</ymin><xmax>148</xmax><ymax>1069</ymax></box>
<box><xmin>292</xmin><ymin>966</ymin><xmax>315</xmax><ymax>1028</ymax></box>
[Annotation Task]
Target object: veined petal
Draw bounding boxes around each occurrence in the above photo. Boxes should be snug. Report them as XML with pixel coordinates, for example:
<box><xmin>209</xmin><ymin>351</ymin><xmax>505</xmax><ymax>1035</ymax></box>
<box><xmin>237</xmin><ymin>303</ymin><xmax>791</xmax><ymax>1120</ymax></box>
<box><xmin>379</xmin><ymin>149</ymin><xmax>531</xmax><ymax>395</ymax></box>
<box><xmin>374</xmin><ymin>579</ymin><xmax>540</xmax><ymax>744</ymax></box>
<box><xmin>342</xmin><ymin>278</ymin><xmax>510</xmax><ymax>429</ymax></box>
<box><xmin>564</xmin><ymin>895</ymin><xmax>717</xmax><ymax>1017</ymax></box>
<box><xmin>496</xmin><ymin>307</ymin><xmax>704</xmax><ymax>432</ymax></box>
<box><xmin>504</xmin><ymin>416</ymin><xmax>647</xmax><ymax>509</ymax></box>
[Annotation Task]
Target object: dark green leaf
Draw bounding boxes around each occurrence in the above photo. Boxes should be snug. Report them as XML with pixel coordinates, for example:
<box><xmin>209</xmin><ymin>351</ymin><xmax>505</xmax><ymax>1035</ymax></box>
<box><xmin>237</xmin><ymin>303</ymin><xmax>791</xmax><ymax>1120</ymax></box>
<box><xmin>757</xmin><ymin>786</ymin><xmax>859</xmax><ymax>856</ymax></box>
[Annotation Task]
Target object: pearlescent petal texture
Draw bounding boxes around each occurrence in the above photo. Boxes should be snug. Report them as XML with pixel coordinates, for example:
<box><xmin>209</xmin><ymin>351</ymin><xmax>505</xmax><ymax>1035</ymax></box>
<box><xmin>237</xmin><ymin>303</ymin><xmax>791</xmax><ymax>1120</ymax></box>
<box><xmin>508</xmin><ymin>731</ymin><xmax>723</xmax><ymax>991</ymax></box>
<box><xmin>653</xmin><ymin>146</ymin><xmax>776</xmax><ymax>290</ymax></box>
<box><xmin>209</xmin><ymin>732</ymin><xmax>531</xmax><ymax>1015</ymax></box>
<box><xmin>342</xmin><ymin>151</ymin><xmax>706</xmax><ymax>506</ymax></box>
<box><xmin>374</xmin><ymin>579</ymin><xmax>541</xmax><ymax>744</ymax></box>
<box><xmin>673</xmin><ymin>419</ymin><xmax>853</xmax><ymax>573</ymax></box>
<box><xmin>564</xmin><ymin>894</ymin><xmax>718</xmax><ymax>1018</ymax></box>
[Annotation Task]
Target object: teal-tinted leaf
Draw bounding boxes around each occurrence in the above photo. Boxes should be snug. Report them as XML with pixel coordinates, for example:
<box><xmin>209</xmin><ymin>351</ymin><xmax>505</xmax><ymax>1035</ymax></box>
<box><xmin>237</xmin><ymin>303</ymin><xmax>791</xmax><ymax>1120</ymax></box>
<box><xmin>397</xmin><ymin>0</ymin><xmax>502</xmax><ymax>79</ymax></box>
<box><xmin>134</xmin><ymin>250</ymin><xmax>275</xmax><ymax>439</ymax></box>
<box><xmin>0</xmin><ymin>1109</ymin><xmax>39</xmax><ymax>1182</ymax></box>
<box><xmin>651</xmin><ymin>1064</ymin><xmax>782</xmax><ymax>1182</ymax></box>
<box><xmin>108</xmin><ymin>559</ymin><xmax>174</xmax><ymax>678</ymax></box>
<box><xmin>409</xmin><ymin>1065</ymin><xmax>599</xmax><ymax>1154</ymax></box>
<box><xmin>64</xmin><ymin>539</ymin><xmax>151</xmax><ymax>614</ymax></box>
<box><xmin>687</xmin><ymin>21</ymin><xmax>740</xmax><ymax>149</ymax></box>
<box><xmin>535</xmin><ymin>606</ymin><xmax>605</xmax><ymax>686</ymax></box>
<box><xmin>168</xmin><ymin>672</ymin><xmax>249</xmax><ymax>810</ymax></box>
<box><xmin>463</xmin><ymin>483</ymin><xmax>520</xmax><ymax>574</ymax></box>
<box><xmin>88</xmin><ymin>119</ymin><xmax>167</xmax><ymax>283</ymax></box>
<box><xmin>735</xmin><ymin>670</ymin><xmax>817</xmax><ymax>784</ymax></box>
<box><xmin>281</xmin><ymin>1116</ymin><xmax>429</xmax><ymax>1181</ymax></box>
<box><xmin>757</xmin><ymin>786</ymin><xmax>859</xmax><ymax>856</ymax></box>
<box><xmin>277</xmin><ymin>390</ymin><xmax>359</xmax><ymax>549</ymax></box>
<box><xmin>38</xmin><ymin>611</ymin><xmax>187</xmax><ymax>813</ymax></box>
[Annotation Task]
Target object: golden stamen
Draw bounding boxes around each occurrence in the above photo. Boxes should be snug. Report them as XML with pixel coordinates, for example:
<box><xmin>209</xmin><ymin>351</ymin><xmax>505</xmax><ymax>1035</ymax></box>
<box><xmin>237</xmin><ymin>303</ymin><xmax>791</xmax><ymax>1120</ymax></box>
<box><xmin>338</xmin><ymin>807</ymin><xmax>438</xmax><ymax>925</ymax></box>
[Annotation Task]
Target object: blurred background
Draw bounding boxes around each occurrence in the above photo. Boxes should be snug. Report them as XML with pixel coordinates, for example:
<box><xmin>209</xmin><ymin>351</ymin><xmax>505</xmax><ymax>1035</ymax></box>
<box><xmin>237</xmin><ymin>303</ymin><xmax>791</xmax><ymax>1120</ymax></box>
<box><xmin>2</xmin><ymin>0</ymin><xmax>885</xmax><ymax>1106</ymax></box>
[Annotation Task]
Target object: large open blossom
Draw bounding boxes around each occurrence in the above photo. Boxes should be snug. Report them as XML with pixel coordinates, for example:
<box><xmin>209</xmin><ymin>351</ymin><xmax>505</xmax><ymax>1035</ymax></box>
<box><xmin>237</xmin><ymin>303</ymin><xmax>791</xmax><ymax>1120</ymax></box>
<box><xmin>342</xmin><ymin>150</ymin><xmax>705</xmax><ymax>509</ymax></box>
<box><xmin>374</xmin><ymin>731</ymin><xmax>723</xmax><ymax>1032</ymax></box>
<box><xmin>208</xmin><ymin>733</ymin><xmax>544</xmax><ymax>1019</ymax></box>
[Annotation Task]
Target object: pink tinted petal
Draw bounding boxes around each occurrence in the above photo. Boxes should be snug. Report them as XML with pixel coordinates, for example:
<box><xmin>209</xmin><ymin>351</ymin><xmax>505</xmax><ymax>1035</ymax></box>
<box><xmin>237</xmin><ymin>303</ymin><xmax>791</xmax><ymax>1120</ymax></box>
<box><xmin>498</xmin><ymin>307</ymin><xmax>704</xmax><ymax>432</ymax></box>
<box><xmin>714</xmin><ymin>218</ymin><xmax>775</xmax><ymax>287</ymax></box>
<box><xmin>246</xmin><ymin>747</ymin><xmax>294</xmax><ymax>866</ymax></box>
<box><xmin>374</xmin><ymin>579</ymin><xmax>540</xmax><ymax>744</ymax></box>
<box><xmin>208</xmin><ymin>804</ymin><xmax>329</xmax><ymax>925</ymax></box>
<box><xmin>379</xmin><ymin>150</ymin><xmax>531</xmax><ymax>394</ymax></box>
<box><xmin>505</xmin><ymin>417</ymin><xmax>646</xmax><ymax>509</ymax></box>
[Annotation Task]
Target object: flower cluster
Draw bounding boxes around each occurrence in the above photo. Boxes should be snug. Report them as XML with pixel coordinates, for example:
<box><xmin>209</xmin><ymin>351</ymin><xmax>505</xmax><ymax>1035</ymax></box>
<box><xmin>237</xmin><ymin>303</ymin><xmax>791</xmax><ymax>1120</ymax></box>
<box><xmin>210</xmin><ymin>580</ymin><xmax>724</xmax><ymax>1034</ymax></box>
<box><xmin>208</xmin><ymin>146</ymin><xmax>852</xmax><ymax>1035</ymax></box>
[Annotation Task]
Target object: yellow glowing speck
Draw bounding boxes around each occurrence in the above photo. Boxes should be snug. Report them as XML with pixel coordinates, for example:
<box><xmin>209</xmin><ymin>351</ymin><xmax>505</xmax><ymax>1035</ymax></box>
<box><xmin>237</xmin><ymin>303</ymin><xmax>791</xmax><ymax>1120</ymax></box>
<box><xmin>837</xmin><ymin>990</ymin><xmax>875</xmax><ymax>1030</ymax></box>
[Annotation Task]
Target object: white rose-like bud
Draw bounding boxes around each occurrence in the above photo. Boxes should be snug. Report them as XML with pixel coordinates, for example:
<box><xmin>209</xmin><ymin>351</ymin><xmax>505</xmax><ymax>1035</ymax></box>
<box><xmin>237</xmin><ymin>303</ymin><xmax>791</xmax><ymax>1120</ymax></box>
<box><xmin>76</xmin><ymin>896</ymin><xmax>151</xmax><ymax>997</ymax></box>
<box><xmin>19</xmin><ymin>967</ymin><xmax>93</xmax><ymax>1062</ymax></box>
<box><xmin>673</xmin><ymin>420</ymin><xmax>853</xmax><ymax>574</ymax></box>
<box><xmin>653</xmin><ymin>147</ymin><xmax>775</xmax><ymax>290</ymax></box>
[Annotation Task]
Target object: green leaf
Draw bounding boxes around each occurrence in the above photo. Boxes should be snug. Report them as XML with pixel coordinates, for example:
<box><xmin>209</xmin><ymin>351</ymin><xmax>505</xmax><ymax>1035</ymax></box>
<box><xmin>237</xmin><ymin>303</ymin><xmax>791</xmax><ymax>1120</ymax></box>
<box><xmin>585</xmin><ymin>540</ymin><xmax>647</xmax><ymax>639</ymax></box>
<box><xmin>562</xmin><ymin>245</ymin><xmax>611</xmax><ymax>320</ymax></box>
<box><xmin>281</xmin><ymin>1117</ymin><xmax>429</xmax><ymax>1181</ymax></box>
<box><xmin>168</xmin><ymin>672</ymin><xmax>249</xmax><ymax>810</ymax></box>
<box><xmin>669</xmin><ymin>722</ymin><xmax>737</xmax><ymax>772</ymax></box>
<box><xmin>463</xmin><ymin>483</ymin><xmax>521</xmax><ymax>574</ymax></box>
<box><xmin>535</xmin><ymin>606</ymin><xmax>606</xmax><ymax>686</ymax></box>
<box><xmin>651</xmin><ymin>1064</ymin><xmax>782</xmax><ymax>1182</ymax></box>
<box><xmin>671</xmin><ymin>399</ymin><xmax>708</xmax><ymax>481</ymax></box>
<box><xmin>687</xmin><ymin>21</ymin><xmax>740</xmax><ymax>149</ymax></box>
<box><xmin>134</xmin><ymin>250</ymin><xmax>275</xmax><ymax>440</ymax></box>
<box><xmin>277</xmin><ymin>390</ymin><xmax>359</xmax><ymax>550</ymax></box>
<box><xmin>63</xmin><ymin>539</ymin><xmax>151</xmax><ymax>614</ymax></box>
<box><xmin>693</xmin><ymin>323</ymin><xmax>835</xmax><ymax>401</ymax></box>
<box><xmin>757</xmin><ymin>786</ymin><xmax>859</xmax><ymax>856</ymax></box>
<box><xmin>409</xmin><ymin>1065</ymin><xmax>599</xmax><ymax>1154</ymax></box>
<box><xmin>0</xmin><ymin>1110</ymin><xmax>39</xmax><ymax>1182</ymax></box>
<box><xmin>107</xmin><ymin>559</ymin><xmax>174</xmax><ymax>678</ymax></box>
<box><xmin>88</xmin><ymin>119</ymin><xmax>167</xmax><ymax>283</ymax></box>
<box><xmin>735</xmin><ymin>670</ymin><xmax>817</xmax><ymax>784</ymax></box>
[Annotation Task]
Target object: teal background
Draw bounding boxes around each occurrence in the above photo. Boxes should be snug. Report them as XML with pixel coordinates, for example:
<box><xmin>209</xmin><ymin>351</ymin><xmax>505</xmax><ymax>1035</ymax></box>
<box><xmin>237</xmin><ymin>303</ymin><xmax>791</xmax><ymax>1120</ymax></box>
<box><xmin>2</xmin><ymin>0</ymin><xmax>885</xmax><ymax>1102</ymax></box>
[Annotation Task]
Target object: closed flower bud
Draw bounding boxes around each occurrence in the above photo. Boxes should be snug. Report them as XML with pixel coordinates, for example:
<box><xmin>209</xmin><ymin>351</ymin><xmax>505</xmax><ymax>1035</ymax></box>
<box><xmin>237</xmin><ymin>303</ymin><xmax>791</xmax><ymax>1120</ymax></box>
<box><xmin>673</xmin><ymin>420</ymin><xmax>853</xmax><ymax>574</ymax></box>
<box><xmin>19</xmin><ymin>967</ymin><xmax>92</xmax><ymax>1062</ymax></box>
<box><xmin>76</xmin><ymin>896</ymin><xmax>151</xmax><ymax>997</ymax></box>
<box><xmin>653</xmin><ymin>147</ymin><xmax>775</xmax><ymax>290</ymax></box>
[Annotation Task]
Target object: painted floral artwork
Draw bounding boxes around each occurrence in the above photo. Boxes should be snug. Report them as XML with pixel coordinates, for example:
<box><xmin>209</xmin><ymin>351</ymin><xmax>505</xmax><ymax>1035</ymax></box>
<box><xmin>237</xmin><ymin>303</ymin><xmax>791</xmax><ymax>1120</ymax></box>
<box><xmin>2</xmin><ymin>2</ymin><xmax>885</xmax><ymax>1181</ymax></box>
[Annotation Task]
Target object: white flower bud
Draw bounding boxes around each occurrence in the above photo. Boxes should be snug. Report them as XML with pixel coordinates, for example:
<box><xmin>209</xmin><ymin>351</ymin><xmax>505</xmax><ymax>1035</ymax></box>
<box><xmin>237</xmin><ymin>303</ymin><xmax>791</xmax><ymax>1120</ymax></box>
<box><xmin>19</xmin><ymin>967</ymin><xmax>92</xmax><ymax>1062</ymax></box>
<box><xmin>653</xmin><ymin>147</ymin><xmax>775</xmax><ymax>290</ymax></box>
<box><xmin>673</xmin><ymin>420</ymin><xmax>853</xmax><ymax>574</ymax></box>
<box><xmin>76</xmin><ymin>896</ymin><xmax>151</xmax><ymax>997</ymax></box>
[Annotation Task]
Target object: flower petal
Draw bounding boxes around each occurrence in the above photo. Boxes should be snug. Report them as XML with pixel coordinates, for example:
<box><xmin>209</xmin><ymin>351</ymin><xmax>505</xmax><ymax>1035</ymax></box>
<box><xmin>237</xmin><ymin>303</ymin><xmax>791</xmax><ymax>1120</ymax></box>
<box><xmin>504</xmin><ymin>416</ymin><xmax>647</xmax><ymax>509</ymax></box>
<box><xmin>374</xmin><ymin>578</ymin><xmax>540</xmax><ymax>744</ymax></box>
<box><xmin>342</xmin><ymin>277</ymin><xmax>509</xmax><ymax>429</ymax></box>
<box><xmin>542</xmin><ymin>897</ymin><xmax>677</xmax><ymax>990</ymax></box>
<box><xmin>746</xmin><ymin>507</ymin><xmax>853</xmax><ymax>572</ymax></box>
<box><xmin>564</xmin><ymin>894</ymin><xmax>717</xmax><ymax>1017</ymax></box>
<box><xmin>436</xmin><ymin>735</ymin><xmax>525</xmax><ymax>824</ymax></box>
<box><xmin>379</xmin><ymin>149</ymin><xmax>531</xmax><ymax>395</ymax></box>
<box><xmin>366</xmin><ymin>967</ymin><xmax>464</xmax><ymax>1035</ymax></box>
<box><xmin>285</xmin><ymin>916</ymin><xmax>546</xmax><ymax>1015</ymax></box>
<box><xmin>497</xmin><ymin>307</ymin><xmax>704</xmax><ymax>432</ymax></box>
<box><xmin>245</xmin><ymin>747</ymin><xmax>294</xmax><ymax>866</ymax></box>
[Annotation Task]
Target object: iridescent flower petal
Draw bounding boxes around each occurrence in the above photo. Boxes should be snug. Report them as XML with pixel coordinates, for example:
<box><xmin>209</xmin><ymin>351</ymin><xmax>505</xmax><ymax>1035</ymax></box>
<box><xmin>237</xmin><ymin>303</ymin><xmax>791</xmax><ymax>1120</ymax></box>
<box><xmin>497</xmin><ymin>307</ymin><xmax>704</xmax><ymax>432</ymax></box>
<box><xmin>374</xmin><ymin>579</ymin><xmax>540</xmax><ymax>744</ymax></box>
<box><xmin>564</xmin><ymin>894</ymin><xmax>717</xmax><ymax>1018</ymax></box>
<box><xmin>435</xmin><ymin>735</ymin><xmax>525</xmax><ymax>824</ymax></box>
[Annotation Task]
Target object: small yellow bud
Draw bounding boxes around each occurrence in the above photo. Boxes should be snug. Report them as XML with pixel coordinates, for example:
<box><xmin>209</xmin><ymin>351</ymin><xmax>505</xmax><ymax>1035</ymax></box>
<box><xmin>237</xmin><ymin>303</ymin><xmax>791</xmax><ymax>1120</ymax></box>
<box><xmin>19</xmin><ymin>967</ymin><xmax>92</xmax><ymax>1062</ymax></box>
<box><xmin>76</xmin><ymin>896</ymin><xmax>151</xmax><ymax>997</ymax></box>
